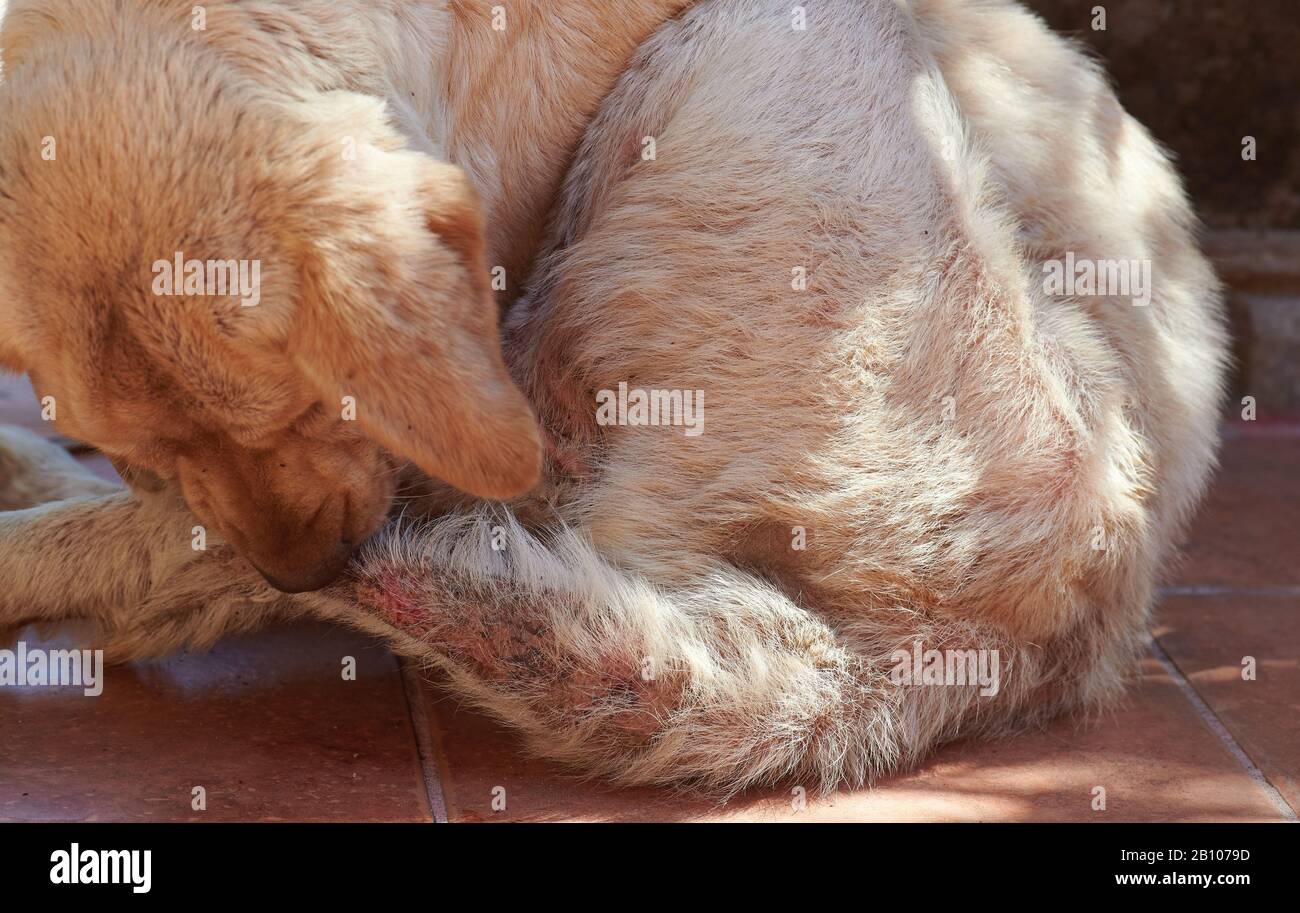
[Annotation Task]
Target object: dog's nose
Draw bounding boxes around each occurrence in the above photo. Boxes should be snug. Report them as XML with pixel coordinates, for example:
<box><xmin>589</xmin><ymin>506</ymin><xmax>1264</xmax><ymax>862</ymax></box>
<box><xmin>252</xmin><ymin>539</ymin><xmax>358</xmax><ymax>594</ymax></box>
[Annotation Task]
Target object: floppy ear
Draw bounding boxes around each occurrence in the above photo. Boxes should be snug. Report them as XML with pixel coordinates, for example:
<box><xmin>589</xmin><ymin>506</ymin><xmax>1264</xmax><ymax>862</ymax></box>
<box><xmin>0</xmin><ymin>332</ymin><xmax>22</xmax><ymax>374</ymax></box>
<box><xmin>292</xmin><ymin>150</ymin><xmax>542</xmax><ymax>500</ymax></box>
<box><xmin>0</xmin><ymin>256</ymin><xmax>27</xmax><ymax>374</ymax></box>
<box><xmin>0</xmin><ymin>309</ymin><xmax>22</xmax><ymax>374</ymax></box>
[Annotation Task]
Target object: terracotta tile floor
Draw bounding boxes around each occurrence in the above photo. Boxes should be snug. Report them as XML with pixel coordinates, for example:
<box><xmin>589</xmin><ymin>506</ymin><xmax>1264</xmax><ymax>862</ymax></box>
<box><xmin>0</xmin><ymin>373</ymin><xmax>1296</xmax><ymax>822</ymax></box>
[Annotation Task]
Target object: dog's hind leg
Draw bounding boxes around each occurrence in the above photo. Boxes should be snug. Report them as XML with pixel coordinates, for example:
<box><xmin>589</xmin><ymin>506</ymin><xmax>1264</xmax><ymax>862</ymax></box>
<box><xmin>292</xmin><ymin>509</ymin><xmax>1053</xmax><ymax>795</ymax></box>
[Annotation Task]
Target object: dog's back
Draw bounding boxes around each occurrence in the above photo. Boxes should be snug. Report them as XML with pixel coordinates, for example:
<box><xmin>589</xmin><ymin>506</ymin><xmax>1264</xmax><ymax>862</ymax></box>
<box><xmin>334</xmin><ymin>0</ymin><xmax>1228</xmax><ymax>790</ymax></box>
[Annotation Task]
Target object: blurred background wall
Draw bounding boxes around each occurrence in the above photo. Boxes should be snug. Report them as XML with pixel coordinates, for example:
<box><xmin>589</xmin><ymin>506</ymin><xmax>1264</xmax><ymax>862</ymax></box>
<box><xmin>1024</xmin><ymin>0</ymin><xmax>1300</xmax><ymax>413</ymax></box>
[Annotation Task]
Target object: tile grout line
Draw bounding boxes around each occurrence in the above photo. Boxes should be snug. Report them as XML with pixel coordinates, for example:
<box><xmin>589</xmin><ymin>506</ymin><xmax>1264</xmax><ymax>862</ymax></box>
<box><xmin>1159</xmin><ymin>585</ymin><xmax>1300</xmax><ymax>597</ymax></box>
<box><xmin>398</xmin><ymin>656</ymin><xmax>449</xmax><ymax>823</ymax></box>
<box><xmin>1220</xmin><ymin>425</ymin><xmax>1300</xmax><ymax>440</ymax></box>
<box><xmin>1150</xmin><ymin>638</ymin><xmax>1298</xmax><ymax>821</ymax></box>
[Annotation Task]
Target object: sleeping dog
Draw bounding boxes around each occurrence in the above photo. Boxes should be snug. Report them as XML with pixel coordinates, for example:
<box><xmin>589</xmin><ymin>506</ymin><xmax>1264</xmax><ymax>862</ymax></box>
<box><xmin>0</xmin><ymin>0</ymin><xmax>1228</xmax><ymax>792</ymax></box>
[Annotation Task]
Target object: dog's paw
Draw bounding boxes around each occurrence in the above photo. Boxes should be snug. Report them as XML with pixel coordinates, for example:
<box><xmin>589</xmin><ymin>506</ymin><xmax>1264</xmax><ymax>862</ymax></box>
<box><xmin>0</xmin><ymin>425</ymin><xmax>120</xmax><ymax>510</ymax></box>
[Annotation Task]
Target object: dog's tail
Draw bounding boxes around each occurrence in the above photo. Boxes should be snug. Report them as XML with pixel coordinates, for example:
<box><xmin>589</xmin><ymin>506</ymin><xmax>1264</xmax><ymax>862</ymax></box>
<box><xmin>312</xmin><ymin>506</ymin><xmax>1087</xmax><ymax>795</ymax></box>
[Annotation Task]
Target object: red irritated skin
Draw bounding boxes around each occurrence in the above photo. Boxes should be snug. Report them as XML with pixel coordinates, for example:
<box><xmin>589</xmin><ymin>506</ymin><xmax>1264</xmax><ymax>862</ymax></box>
<box><xmin>356</xmin><ymin>568</ymin><xmax>430</xmax><ymax>633</ymax></box>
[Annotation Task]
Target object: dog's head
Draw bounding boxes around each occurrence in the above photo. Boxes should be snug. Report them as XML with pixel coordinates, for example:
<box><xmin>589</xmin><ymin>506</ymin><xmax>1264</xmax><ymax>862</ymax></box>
<box><xmin>0</xmin><ymin>2</ymin><xmax>542</xmax><ymax>591</ymax></box>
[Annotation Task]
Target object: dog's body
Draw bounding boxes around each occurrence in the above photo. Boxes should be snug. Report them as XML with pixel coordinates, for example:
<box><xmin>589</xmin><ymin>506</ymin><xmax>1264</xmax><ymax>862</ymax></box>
<box><xmin>0</xmin><ymin>0</ymin><xmax>1228</xmax><ymax>791</ymax></box>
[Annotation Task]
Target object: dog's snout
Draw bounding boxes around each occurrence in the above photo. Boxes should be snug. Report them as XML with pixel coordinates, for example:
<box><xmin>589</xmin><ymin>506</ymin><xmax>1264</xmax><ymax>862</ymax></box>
<box><xmin>172</xmin><ymin>438</ymin><xmax>394</xmax><ymax>594</ymax></box>
<box><xmin>254</xmin><ymin>538</ymin><xmax>358</xmax><ymax>593</ymax></box>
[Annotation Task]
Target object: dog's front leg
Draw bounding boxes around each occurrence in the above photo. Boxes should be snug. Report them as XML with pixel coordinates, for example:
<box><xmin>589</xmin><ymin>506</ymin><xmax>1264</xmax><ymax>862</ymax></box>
<box><xmin>0</xmin><ymin>489</ymin><xmax>186</xmax><ymax>626</ymax></box>
<box><xmin>0</xmin><ymin>488</ymin><xmax>321</xmax><ymax>659</ymax></box>
<box><xmin>0</xmin><ymin>425</ymin><xmax>121</xmax><ymax>510</ymax></box>
<box><xmin>0</xmin><ymin>425</ymin><xmax>370</xmax><ymax>658</ymax></box>
<box><xmin>0</xmin><ymin>423</ymin><xmax>185</xmax><ymax>628</ymax></box>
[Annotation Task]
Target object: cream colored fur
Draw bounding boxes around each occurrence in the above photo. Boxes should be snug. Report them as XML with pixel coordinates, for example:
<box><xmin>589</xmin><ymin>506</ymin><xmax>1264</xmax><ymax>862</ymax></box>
<box><xmin>0</xmin><ymin>0</ymin><xmax>1228</xmax><ymax>793</ymax></box>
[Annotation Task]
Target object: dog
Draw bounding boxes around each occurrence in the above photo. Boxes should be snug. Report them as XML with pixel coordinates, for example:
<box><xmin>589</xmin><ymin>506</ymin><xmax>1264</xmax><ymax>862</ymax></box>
<box><xmin>0</xmin><ymin>0</ymin><xmax>1229</xmax><ymax>793</ymax></box>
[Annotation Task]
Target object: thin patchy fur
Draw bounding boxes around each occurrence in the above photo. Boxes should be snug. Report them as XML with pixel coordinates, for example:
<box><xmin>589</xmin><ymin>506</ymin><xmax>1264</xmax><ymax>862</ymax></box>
<box><xmin>0</xmin><ymin>0</ymin><xmax>1229</xmax><ymax>793</ymax></box>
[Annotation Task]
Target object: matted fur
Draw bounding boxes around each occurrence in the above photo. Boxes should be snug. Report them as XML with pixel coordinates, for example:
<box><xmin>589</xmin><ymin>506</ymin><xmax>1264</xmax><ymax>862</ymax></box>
<box><xmin>0</xmin><ymin>0</ymin><xmax>1228</xmax><ymax>793</ymax></box>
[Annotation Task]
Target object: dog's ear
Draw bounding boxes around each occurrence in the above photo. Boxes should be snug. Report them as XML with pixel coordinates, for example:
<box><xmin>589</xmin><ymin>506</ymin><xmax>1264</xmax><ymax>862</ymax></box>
<box><xmin>0</xmin><ymin>260</ymin><xmax>26</xmax><ymax>374</ymax></box>
<box><xmin>0</xmin><ymin>314</ymin><xmax>22</xmax><ymax>373</ymax></box>
<box><xmin>292</xmin><ymin>146</ymin><xmax>542</xmax><ymax>500</ymax></box>
<box><xmin>0</xmin><ymin>334</ymin><xmax>22</xmax><ymax>374</ymax></box>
